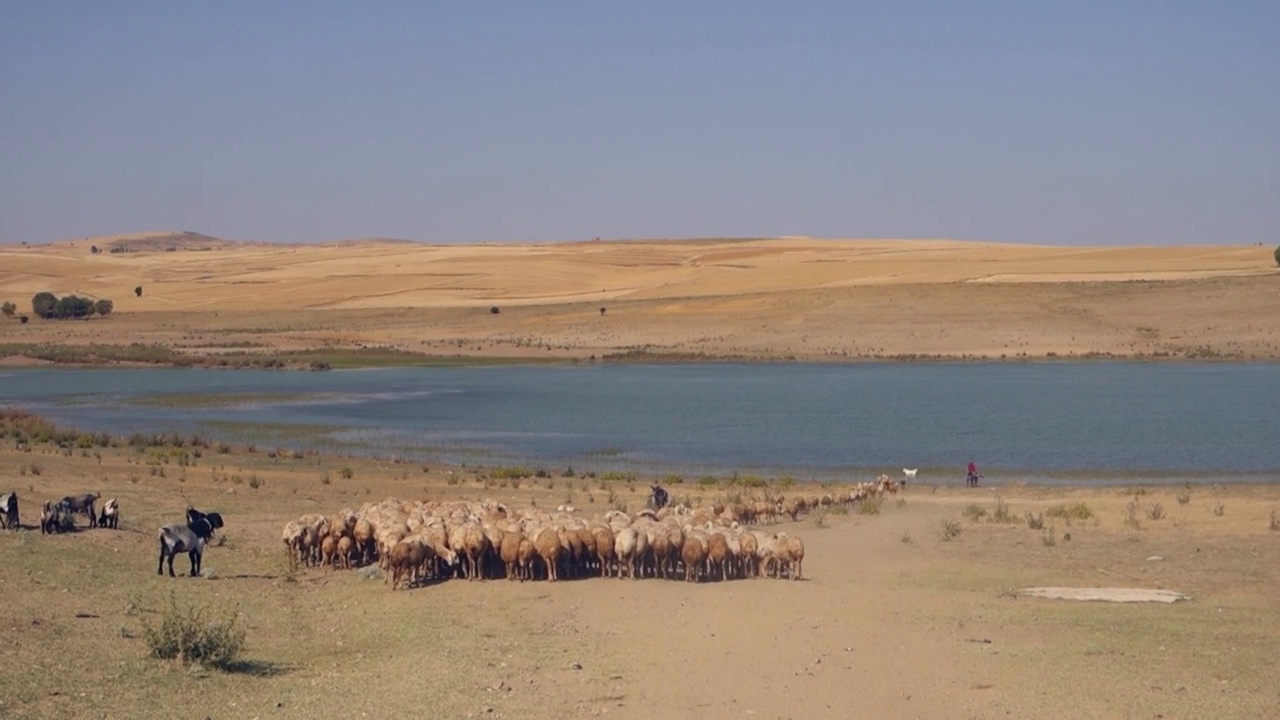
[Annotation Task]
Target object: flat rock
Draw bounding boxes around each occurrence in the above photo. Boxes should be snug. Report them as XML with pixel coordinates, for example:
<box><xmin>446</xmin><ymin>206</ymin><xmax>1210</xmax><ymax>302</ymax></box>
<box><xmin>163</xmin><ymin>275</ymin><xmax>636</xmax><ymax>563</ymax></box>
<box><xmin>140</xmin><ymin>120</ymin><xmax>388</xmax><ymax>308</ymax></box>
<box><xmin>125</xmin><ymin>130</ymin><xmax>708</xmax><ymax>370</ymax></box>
<box><xmin>1022</xmin><ymin>587</ymin><xmax>1190</xmax><ymax>603</ymax></box>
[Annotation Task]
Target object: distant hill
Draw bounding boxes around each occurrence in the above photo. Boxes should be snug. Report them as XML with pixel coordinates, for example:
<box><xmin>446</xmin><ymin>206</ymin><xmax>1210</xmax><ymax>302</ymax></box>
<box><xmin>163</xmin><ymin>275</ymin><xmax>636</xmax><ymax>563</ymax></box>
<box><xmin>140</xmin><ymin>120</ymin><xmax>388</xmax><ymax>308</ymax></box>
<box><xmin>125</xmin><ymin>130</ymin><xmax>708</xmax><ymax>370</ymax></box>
<box><xmin>82</xmin><ymin>231</ymin><xmax>240</xmax><ymax>253</ymax></box>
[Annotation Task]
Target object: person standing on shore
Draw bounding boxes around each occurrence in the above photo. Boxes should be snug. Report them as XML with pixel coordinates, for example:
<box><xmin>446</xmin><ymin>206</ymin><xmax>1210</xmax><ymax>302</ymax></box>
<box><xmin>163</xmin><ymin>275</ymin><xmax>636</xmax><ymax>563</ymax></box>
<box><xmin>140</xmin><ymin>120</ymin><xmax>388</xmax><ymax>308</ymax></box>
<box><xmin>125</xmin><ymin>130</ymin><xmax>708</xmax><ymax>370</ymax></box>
<box><xmin>966</xmin><ymin>460</ymin><xmax>980</xmax><ymax>487</ymax></box>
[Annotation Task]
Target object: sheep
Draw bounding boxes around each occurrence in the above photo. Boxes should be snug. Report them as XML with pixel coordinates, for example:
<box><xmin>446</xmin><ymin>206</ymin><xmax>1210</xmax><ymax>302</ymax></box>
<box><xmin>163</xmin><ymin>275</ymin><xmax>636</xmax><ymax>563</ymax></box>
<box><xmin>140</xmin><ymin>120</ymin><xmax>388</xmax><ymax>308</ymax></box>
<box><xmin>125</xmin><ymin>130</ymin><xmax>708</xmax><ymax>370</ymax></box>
<box><xmin>461</xmin><ymin>524</ymin><xmax>490</xmax><ymax>581</ymax></box>
<box><xmin>592</xmin><ymin>525</ymin><xmax>616</xmax><ymax>577</ymax></box>
<box><xmin>387</xmin><ymin>539</ymin><xmax>433</xmax><ymax>590</ymax></box>
<box><xmin>706</xmin><ymin>532</ymin><xmax>731</xmax><ymax>581</ymax></box>
<box><xmin>681</xmin><ymin>535</ymin><xmax>707</xmax><ymax>582</ymax></box>
<box><xmin>613</xmin><ymin>528</ymin><xmax>638</xmax><ymax>580</ymax></box>
<box><xmin>499</xmin><ymin>531</ymin><xmax>526</xmax><ymax>581</ymax></box>
<box><xmin>157</xmin><ymin>515</ymin><xmax>216</xmax><ymax>577</ymax></box>
<box><xmin>336</xmin><ymin>535</ymin><xmax>355</xmax><ymax>569</ymax></box>
<box><xmin>0</xmin><ymin>492</ymin><xmax>18</xmax><ymax>530</ymax></box>
<box><xmin>61</xmin><ymin>492</ymin><xmax>100</xmax><ymax>529</ymax></box>
<box><xmin>353</xmin><ymin>517</ymin><xmax>376</xmax><ymax>565</ymax></box>
<box><xmin>775</xmin><ymin>533</ymin><xmax>805</xmax><ymax>580</ymax></box>
<box><xmin>320</xmin><ymin>534</ymin><xmax>337</xmax><ymax>568</ymax></box>
<box><xmin>534</xmin><ymin>528</ymin><xmax>563</xmax><ymax>581</ymax></box>
<box><xmin>98</xmin><ymin>498</ymin><xmax>119</xmax><ymax>529</ymax></box>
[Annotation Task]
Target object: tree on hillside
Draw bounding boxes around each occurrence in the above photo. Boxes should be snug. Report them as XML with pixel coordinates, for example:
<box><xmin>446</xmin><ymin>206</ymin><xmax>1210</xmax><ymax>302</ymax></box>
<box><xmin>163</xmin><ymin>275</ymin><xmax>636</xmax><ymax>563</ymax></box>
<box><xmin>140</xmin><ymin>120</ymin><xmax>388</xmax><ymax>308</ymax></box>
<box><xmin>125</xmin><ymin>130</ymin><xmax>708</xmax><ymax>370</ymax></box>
<box><xmin>54</xmin><ymin>295</ymin><xmax>95</xmax><ymax>319</ymax></box>
<box><xmin>94</xmin><ymin>299</ymin><xmax>114</xmax><ymax>317</ymax></box>
<box><xmin>1274</xmin><ymin>244</ymin><xmax>1279</xmax><ymax>267</ymax></box>
<box><xmin>31</xmin><ymin>292</ymin><xmax>58</xmax><ymax>319</ymax></box>
<box><xmin>1</xmin><ymin>301</ymin><xmax>15</xmax><ymax>318</ymax></box>
<box><xmin>135</xmin><ymin>286</ymin><xmax>143</xmax><ymax>298</ymax></box>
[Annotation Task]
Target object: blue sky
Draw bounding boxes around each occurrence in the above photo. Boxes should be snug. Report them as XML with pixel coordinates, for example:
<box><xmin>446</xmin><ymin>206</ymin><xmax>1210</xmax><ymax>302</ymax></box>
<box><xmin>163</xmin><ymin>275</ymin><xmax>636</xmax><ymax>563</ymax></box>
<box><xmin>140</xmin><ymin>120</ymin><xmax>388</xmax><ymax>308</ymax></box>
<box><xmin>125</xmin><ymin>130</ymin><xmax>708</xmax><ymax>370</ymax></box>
<box><xmin>1</xmin><ymin>2</ymin><xmax>1276</xmax><ymax>245</ymax></box>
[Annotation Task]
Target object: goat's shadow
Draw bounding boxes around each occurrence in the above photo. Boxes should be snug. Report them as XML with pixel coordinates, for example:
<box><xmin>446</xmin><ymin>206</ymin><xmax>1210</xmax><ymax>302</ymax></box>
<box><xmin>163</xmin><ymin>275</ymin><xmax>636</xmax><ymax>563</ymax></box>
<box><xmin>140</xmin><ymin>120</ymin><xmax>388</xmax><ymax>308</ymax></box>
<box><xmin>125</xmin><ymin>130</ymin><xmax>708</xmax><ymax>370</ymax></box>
<box><xmin>220</xmin><ymin>659</ymin><xmax>293</xmax><ymax>677</ymax></box>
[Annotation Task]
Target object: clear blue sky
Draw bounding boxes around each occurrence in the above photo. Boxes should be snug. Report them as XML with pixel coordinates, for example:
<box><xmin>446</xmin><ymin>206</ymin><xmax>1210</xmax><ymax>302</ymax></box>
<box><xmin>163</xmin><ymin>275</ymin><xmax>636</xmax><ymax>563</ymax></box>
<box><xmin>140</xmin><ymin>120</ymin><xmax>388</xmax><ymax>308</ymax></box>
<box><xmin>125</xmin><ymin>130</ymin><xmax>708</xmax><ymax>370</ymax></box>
<box><xmin>1</xmin><ymin>2</ymin><xmax>1276</xmax><ymax>245</ymax></box>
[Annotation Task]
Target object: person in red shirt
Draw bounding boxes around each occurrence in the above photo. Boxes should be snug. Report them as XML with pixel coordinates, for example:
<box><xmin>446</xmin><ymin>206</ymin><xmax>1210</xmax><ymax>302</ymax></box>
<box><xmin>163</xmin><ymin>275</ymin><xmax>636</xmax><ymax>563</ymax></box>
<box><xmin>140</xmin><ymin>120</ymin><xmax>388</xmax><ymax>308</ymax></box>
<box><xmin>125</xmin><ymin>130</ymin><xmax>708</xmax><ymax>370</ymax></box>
<box><xmin>966</xmin><ymin>461</ymin><xmax>979</xmax><ymax>487</ymax></box>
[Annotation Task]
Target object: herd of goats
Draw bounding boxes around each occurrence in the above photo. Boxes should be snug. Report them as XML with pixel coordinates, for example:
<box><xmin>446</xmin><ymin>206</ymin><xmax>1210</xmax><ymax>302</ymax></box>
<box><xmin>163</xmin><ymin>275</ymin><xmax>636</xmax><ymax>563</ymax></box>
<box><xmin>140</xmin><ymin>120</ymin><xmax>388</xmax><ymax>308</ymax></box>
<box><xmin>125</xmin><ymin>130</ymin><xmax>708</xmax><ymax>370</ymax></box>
<box><xmin>0</xmin><ymin>475</ymin><xmax>908</xmax><ymax>587</ymax></box>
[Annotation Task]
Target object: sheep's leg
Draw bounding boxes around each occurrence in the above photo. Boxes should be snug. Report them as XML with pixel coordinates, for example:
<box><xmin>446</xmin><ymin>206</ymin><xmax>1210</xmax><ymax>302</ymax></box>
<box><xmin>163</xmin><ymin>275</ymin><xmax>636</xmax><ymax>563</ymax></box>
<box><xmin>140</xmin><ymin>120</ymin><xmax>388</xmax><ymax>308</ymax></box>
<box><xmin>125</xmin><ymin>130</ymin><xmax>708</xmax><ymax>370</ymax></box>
<box><xmin>157</xmin><ymin>540</ymin><xmax>167</xmax><ymax>575</ymax></box>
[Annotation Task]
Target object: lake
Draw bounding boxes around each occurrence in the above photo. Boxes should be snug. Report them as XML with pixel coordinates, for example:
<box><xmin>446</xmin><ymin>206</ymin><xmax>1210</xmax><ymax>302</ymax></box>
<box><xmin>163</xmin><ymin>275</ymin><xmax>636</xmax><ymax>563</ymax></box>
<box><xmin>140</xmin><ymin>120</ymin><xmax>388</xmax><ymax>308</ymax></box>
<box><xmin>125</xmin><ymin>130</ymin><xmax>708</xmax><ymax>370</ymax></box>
<box><xmin>1</xmin><ymin>363</ymin><xmax>1277</xmax><ymax>484</ymax></box>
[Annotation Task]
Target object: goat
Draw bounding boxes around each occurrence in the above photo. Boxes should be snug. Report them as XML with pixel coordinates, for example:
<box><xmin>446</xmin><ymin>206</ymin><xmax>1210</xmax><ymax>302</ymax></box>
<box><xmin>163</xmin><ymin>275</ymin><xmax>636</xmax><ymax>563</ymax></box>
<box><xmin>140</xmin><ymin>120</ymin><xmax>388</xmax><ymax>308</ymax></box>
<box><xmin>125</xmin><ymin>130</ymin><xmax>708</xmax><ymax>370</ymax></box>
<box><xmin>157</xmin><ymin>516</ymin><xmax>216</xmax><ymax>577</ymax></box>
<box><xmin>186</xmin><ymin>507</ymin><xmax>224</xmax><ymax>537</ymax></box>
<box><xmin>61</xmin><ymin>492</ymin><xmax>100</xmax><ymax>529</ymax></box>
<box><xmin>902</xmin><ymin>468</ymin><xmax>918</xmax><ymax>483</ymax></box>
<box><xmin>41</xmin><ymin>500</ymin><xmax>73</xmax><ymax>534</ymax></box>
<box><xmin>98</xmin><ymin>498</ymin><xmax>119</xmax><ymax>529</ymax></box>
<box><xmin>0</xmin><ymin>492</ymin><xmax>18</xmax><ymax>530</ymax></box>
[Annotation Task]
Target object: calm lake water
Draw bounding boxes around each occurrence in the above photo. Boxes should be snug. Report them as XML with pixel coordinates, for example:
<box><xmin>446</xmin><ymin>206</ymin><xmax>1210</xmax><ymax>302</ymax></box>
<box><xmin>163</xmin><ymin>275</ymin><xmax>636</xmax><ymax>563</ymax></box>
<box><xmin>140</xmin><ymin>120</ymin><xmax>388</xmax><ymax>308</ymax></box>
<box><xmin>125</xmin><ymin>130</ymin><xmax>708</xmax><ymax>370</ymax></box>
<box><xmin>1</xmin><ymin>363</ymin><xmax>1277</xmax><ymax>484</ymax></box>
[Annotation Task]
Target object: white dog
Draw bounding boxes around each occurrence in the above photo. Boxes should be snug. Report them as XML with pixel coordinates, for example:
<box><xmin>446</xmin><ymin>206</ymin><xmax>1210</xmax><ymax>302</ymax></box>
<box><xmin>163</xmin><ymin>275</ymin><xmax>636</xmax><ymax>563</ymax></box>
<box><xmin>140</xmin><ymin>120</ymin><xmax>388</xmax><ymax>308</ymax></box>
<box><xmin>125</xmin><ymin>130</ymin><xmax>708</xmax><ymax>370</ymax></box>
<box><xmin>902</xmin><ymin>468</ymin><xmax>918</xmax><ymax>482</ymax></box>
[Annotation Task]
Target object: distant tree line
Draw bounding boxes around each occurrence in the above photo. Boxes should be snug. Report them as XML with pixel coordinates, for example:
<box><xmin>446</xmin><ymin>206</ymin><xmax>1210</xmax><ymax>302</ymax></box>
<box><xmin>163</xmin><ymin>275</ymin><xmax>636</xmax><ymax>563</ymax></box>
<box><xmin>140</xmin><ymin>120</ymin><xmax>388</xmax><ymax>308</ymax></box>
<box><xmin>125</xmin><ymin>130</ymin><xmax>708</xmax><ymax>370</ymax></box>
<box><xmin>29</xmin><ymin>292</ymin><xmax>113</xmax><ymax>320</ymax></box>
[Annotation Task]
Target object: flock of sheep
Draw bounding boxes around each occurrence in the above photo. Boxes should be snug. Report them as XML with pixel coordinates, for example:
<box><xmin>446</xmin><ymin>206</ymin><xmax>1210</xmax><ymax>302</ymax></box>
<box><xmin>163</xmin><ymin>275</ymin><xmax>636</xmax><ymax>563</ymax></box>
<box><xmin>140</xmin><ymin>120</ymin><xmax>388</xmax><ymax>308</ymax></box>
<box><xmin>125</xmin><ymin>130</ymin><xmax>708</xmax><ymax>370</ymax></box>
<box><xmin>280</xmin><ymin>478</ymin><xmax>903</xmax><ymax>588</ymax></box>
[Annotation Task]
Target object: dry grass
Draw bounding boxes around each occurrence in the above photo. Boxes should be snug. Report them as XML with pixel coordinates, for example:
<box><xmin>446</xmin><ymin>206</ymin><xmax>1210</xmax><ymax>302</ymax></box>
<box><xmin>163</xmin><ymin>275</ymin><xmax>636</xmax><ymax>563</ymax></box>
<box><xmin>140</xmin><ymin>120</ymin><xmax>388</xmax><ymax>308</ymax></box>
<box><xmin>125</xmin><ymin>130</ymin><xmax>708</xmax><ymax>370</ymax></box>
<box><xmin>2</xmin><ymin>438</ymin><xmax>1280</xmax><ymax>718</ymax></box>
<box><xmin>4</xmin><ymin>237</ymin><xmax>1280</xmax><ymax>364</ymax></box>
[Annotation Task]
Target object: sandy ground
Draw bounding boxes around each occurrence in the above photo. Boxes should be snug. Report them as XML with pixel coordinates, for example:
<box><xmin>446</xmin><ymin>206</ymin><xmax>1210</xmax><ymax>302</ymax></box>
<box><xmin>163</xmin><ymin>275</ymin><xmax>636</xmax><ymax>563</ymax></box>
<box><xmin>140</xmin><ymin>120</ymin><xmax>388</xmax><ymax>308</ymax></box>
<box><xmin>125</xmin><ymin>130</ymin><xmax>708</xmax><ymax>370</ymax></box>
<box><xmin>1</xmin><ymin>437</ymin><xmax>1279</xmax><ymax>719</ymax></box>
<box><xmin>2</xmin><ymin>234</ymin><xmax>1278</xmax><ymax>362</ymax></box>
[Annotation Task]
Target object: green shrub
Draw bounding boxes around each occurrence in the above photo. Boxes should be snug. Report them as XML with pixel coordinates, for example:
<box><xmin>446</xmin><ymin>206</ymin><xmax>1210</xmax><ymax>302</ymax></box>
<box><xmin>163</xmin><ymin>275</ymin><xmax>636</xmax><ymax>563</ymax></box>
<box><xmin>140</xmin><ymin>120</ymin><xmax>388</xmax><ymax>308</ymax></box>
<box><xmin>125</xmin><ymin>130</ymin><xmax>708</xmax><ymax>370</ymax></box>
<box><xmin>141</xmin><ymin>593</ymin><xmax>246</xmax><ymax>669</ymax></box>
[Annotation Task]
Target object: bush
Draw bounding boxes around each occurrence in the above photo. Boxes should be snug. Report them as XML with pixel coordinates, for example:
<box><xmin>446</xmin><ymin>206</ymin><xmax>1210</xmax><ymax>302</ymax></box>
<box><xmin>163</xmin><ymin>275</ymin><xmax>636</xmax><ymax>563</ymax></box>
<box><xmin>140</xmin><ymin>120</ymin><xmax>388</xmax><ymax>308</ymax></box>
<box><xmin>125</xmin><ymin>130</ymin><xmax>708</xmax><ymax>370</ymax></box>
<box><xmin>962</xmin><ymin>503</ymin><xmax>987</xmax><ymax>522</ymax></box>
<box><xmin>855</xmin><ymin>497</ymin><xmax>882</xmax><ymax>515</ymax></box>
<box><xmin>1176</xmin><ymin>491</ymin><xmax>1191</xmax><ymax>505</ymax></box>
<box><xmin>1025</xmin><ymin>512</ymin><xmax>1045</xmax><ymax>530</ymax></box>
<box><xmin>0</xmin><ymin>301</ymin><xmax>15</xmax><ymax>317</ymax></box>
<box><xmin>1145</xmin><ymin>503</ymin><xmax>1165</xmax><ymax>520</ymax></box>
<box><xmin>141</xmin><ymin>593</ymin><xmax>246</xmax><ymax>668</ymax></box>
<box><xmin>941</xmin><ymin>519</ymin><xmax>962</xmax><ymax>541</ymax></box>
<box><xmin>338</xmin><ymin>467</ymin><xmax>354</xmax><ymax>480</ymax></box>
<box><xmin>1275</xmin><ymin>245</ymin><xmax>1280</xmax><ymax>267</ymax></box>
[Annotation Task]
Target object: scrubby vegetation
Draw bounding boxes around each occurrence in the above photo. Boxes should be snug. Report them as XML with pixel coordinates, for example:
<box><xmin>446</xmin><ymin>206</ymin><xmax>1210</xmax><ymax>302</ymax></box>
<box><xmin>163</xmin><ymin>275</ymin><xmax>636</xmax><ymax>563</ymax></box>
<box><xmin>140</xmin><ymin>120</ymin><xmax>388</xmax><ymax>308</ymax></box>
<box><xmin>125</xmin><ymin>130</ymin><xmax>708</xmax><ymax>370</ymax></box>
<box><xmin>141</xmin><ymin>593</ymin><xmax>246</xmax><ymax>669</ymax></box>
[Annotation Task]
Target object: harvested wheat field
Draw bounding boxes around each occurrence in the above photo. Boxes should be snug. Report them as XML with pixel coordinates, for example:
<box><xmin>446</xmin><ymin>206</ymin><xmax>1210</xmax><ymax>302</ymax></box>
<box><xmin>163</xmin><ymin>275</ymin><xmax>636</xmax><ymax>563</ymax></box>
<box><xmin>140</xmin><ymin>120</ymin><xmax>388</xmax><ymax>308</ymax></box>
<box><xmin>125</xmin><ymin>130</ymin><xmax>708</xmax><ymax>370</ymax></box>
<box><xmin>2</xmin><ymin>233</ymin><xmax>1279</xmax><ymax>364</ymax></box>
<box><xmin>1</xmin><ymin>428</ymin><xmax>1279</xmax><ymax>719</ymax></box>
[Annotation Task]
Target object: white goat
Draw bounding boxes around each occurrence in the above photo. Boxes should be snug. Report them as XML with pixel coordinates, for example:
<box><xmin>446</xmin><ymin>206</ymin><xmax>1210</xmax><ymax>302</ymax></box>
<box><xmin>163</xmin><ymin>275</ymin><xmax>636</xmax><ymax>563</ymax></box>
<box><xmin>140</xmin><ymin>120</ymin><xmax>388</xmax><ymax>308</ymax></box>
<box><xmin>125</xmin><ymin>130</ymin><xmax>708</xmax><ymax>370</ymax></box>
<box><xmin>902</xmin><ymin>468</ymin><xmax>918</xmax><ymax>482</ymax></box>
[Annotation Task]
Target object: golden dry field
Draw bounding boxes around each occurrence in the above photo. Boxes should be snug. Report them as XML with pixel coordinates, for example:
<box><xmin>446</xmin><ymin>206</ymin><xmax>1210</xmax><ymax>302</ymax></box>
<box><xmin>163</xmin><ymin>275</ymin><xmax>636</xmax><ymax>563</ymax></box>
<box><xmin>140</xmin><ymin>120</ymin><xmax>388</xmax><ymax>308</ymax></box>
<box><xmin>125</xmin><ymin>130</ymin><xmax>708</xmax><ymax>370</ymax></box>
<box><xmin>2</xmin><ymin>232</ymin><xmax>1278</xmax><ymax>364</ymax></box>
<box><xmin>1</xmin><ymin>431</ymin><xmax>1278</xmax><ymax>720</ymax></box>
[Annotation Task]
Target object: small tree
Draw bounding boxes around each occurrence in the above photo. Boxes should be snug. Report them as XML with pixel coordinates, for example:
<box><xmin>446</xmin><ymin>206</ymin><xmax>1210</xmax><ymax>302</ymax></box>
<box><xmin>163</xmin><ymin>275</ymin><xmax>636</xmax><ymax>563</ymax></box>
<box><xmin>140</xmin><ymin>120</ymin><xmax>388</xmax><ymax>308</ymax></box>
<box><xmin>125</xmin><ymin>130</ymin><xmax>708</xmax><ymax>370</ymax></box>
<box><xmin>94</xmin><ymin>299</ymin><xmax>114</xmax><ymax>317</ymax></box>
<box><xmin>135</xmin><ymin>286</ymin><xmax>143</xmax><ymax>298</ymax></box>
<box><xmin>31</xmin><ymin>292</ymin><xmax>58</xmax><ymax>319</ymax></box>
<box><xmin>0</xmin><ymin>301</ymin><xmax>15</xmax><ymax>318</ymax></box>
<box><xmin>489</xmin><ymin>306</ymin><xmax>500</xmax><ymax>315</ymax></box>
<box><xmin>1274</xmin><ymin>244</ymin><xmax>1279</xmax><ymax>267</ymax></box>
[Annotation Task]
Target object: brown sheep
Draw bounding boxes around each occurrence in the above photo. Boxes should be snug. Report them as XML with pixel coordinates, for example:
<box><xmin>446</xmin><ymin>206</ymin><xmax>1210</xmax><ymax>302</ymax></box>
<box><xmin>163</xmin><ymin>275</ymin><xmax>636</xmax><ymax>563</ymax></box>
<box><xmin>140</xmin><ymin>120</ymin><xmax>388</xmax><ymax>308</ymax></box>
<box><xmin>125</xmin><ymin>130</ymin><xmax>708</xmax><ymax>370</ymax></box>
<box><xmin>336</xmin><ymin>536</ymin><xmax>354</xmax><ymax>569</ymax></box>
<box><xmin>534</xmin><ymin>528</ymin><xmax>563</xmax><ymax>581</ymax></box>
<box><xmin>516</xmin><ymin>537</ymin><xmax>536</xmax><ymax>580</ymax></box>
<box><xmin>592</xmin><ymin>526</ymin><xmax>616</xmax><ymax>577</ymax></box>
<box><xmin>682</xmin><ymin>535</ymin><xmax>707</xmax><ymax>582</ymax></box>
<box><xmin>500</xmin><ymin>531</ymin><xmax>526</xmax><ymax>581</ymax></box>
<box><xmin>320</xmin><ymin>534</ymin><xmax>337</xmax><ymax>568</ymax></box>
<box><xmin>461</xmin><ymin>524</ymin><xmax>490</xmax><ymax>581</ymax></box>
<box><xmin>353</xmin><ymin>518</ymin><xmax>376</xmax><ymax>565</ymax></box>
<box><xmin>737</xmin><ymin>532</ymin><xmax>759</xmax><ymax>578</ymax></box>
<box><xmin>706</xmin><ymin>533</ymin><xmax>731</xmax><ymax>581</ymax></box>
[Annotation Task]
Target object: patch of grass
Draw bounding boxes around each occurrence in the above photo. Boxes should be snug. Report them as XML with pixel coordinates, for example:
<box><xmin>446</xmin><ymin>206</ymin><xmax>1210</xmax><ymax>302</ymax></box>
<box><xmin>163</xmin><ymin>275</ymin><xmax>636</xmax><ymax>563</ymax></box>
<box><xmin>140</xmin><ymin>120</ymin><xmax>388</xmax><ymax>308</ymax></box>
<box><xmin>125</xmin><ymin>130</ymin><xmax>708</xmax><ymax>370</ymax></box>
<box><xmin>855</xmin><ymin>497</ymin><xmax>882</xmax><ymax>515</ymax></box>
<box><xmin>600</xmin><ymin>471</ymin><xmax>635</xmax><ymax>482</ymax></box>
<box><xmin>811</xmin><ymin>509</ymin><xmax>829</xmax><ymax>529</ymax></box>
<box><xmin>141</xmin><ymin>593</ymin><xmax>246</xmax><ymax>669</ymax></box>
<box><xmin>338</xmin><ymin>466</ymin><xmax>354</xmax><ymax>480</ymax></box>
<box><xmin>989</xmin><ymin>496</ymin><xmax>1017</xmax><ymax>524</ymax></box>
<box><xmin>1124</xmin><ymin>500</ymin><xmax>1142</xmax><ymax>529</ymax></box>
<box><xmin>1214</xmin><ymin>502</ymin><xmax>1225</xmax><ymax>517</ymax></box>
<box><xmin>320</xmin><ymin>471</ymin><xmax>331</xmax><ymax>485</ymax></box>
<box><xmin>1176</xmin><ymin>491</ymin><xmax>1191</xmax><ymax>505</ymax></box>
<box><xmin>1145</xmin><ymin>503</ymin><xmax>1165</xmax><ymax>521</ymax></box>
<box><xmin>900</xmin><ymin>529</ymin><xmax>912</xmax><ymax>544</ymax></box>
<box><xmin>697</xmin><ymin>475</ymin><xmax>720</xmax><ymax>487</ymax></box>
<box><xmin>1025</xmin><ymin>512</ymin><xmax>1045</xmax><ymax>530</ymax></box>
<box><xmin>1045</xmin><ymin>502</ymin><xmax>1094</xmax><ymax>522</ymax></box>
<box><xmin>1270</xmin><ymin>510</ymin><xmax>1279</xmax><ymax>531</ymax></box>
<box><xmin>1042</xmin><ymin>527</ymin><xmax>1057</xmax><ymax>547</ymax></box>
<box><xmin>963</xmin><ymin>503</ymin><xmax>987</xmax><ymax>522</ymax></box>
<box><xmin>247</xmin><ymin>473</ymin><xmax>262</xmax><ymax>489</ymax></box>
<box><xmin>941</xmin><ymin>519</ymin><xmax>962</xmax><ymax>541</ymax></box>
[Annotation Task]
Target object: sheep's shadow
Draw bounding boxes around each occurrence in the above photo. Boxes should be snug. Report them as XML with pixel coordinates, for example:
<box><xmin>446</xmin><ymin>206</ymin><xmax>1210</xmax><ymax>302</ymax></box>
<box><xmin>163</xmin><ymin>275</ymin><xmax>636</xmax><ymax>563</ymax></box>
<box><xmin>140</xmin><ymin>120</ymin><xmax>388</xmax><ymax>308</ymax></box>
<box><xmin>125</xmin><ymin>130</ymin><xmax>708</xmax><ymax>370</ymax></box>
<box><xmin>221</xmin><ymin>659</ymin><xmax>293</xmax><ymax>677</ymax></box>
